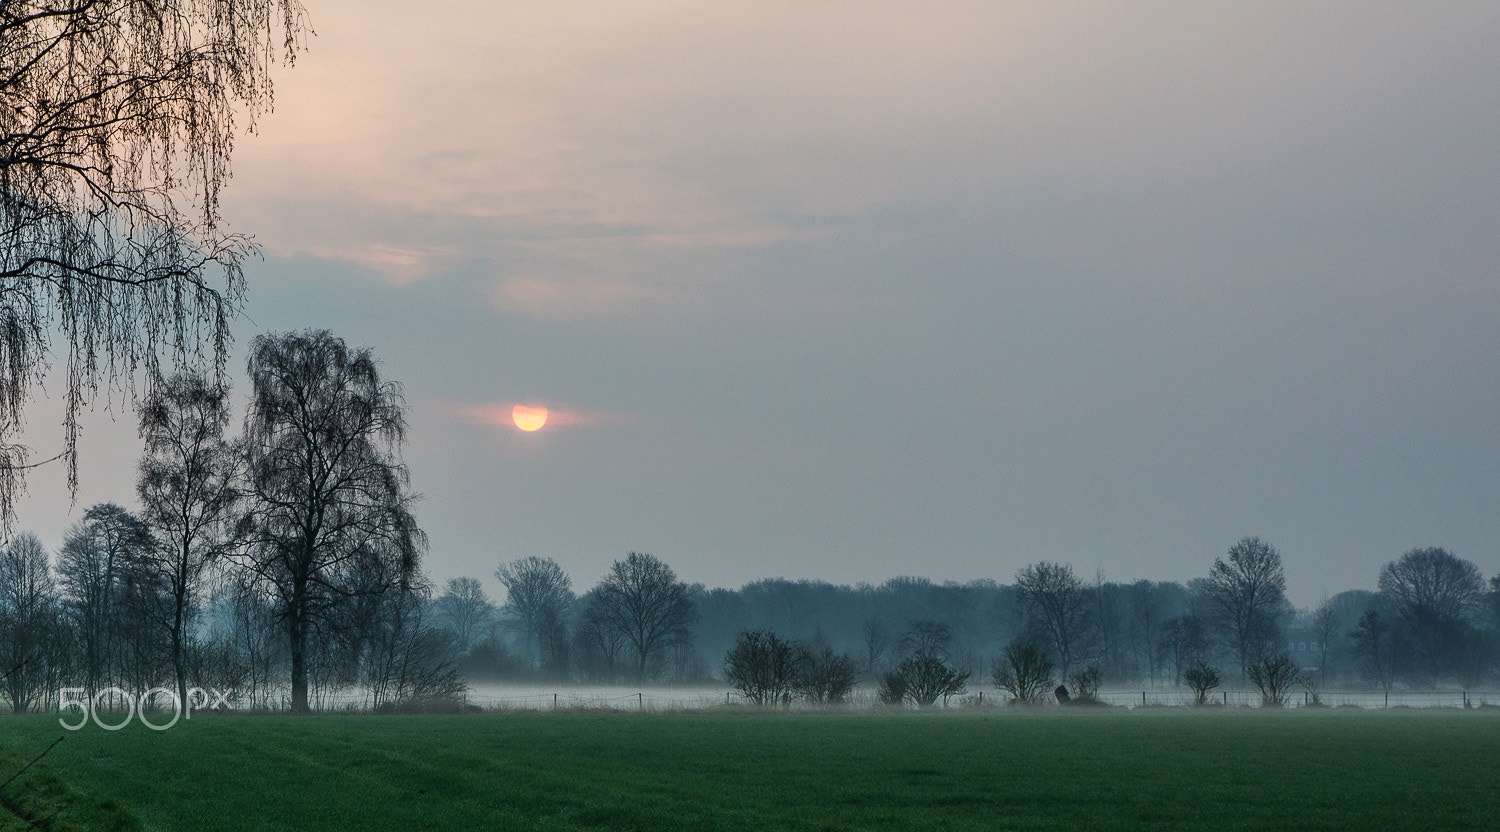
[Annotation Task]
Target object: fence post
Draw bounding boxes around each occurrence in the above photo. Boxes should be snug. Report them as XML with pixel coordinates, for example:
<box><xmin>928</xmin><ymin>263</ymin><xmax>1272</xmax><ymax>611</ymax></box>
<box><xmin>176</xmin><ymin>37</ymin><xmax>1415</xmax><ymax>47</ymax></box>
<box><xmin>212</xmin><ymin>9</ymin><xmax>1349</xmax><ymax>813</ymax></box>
<box><xmin>1142</xmin><ymin>691</ymin><xmax>1146</xmax><ymax>707</ymax></box>
<box><xmin>1223</xmin><ymin>691</ymin><xmax>1228</xmax><ymax>706</ymax></box>
<box><xmin>1384</xmin><ymin>691</ymin><xmax>1389</xmax><ymax>709</ymax></box>
<box><xmin>727</xmin><ymin>692</ymin><xmax>731</xmax><ymax>706</ymax></box>
<box><xmin>638</xmin><ymin>692</ymin><xmax>643</xmax><ymax>710</ymax></box>
<box><xmin>553</xmin><ymin>693</ymin><xmax>558</xmax><ymax>709</ymax></box>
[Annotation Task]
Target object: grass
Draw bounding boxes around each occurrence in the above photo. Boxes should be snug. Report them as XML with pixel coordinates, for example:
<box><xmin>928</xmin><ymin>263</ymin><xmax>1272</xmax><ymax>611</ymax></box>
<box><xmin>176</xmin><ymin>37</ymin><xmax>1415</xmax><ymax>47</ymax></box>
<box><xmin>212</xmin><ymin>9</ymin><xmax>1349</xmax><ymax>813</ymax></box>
<box><xmin>0</xmin><ymin>708</ymin><xmax>1496</xmax><ymax>830</ymax></box>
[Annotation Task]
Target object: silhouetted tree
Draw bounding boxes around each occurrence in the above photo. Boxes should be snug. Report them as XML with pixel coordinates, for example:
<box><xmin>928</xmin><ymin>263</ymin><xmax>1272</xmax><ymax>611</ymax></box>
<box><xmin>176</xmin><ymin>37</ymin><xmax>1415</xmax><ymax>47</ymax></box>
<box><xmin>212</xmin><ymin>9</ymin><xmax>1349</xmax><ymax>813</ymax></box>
<box><xmin>1378</xmin><ymin>547</ymin><xmax>1485</xmax><ymax>683</ymax></box>
<box><xmin>993</xmin><ymin>639</ymin><xmax>1054</xmax><ymax>704</ymax></box>
<box><xmin>1160</xmin><ymin>613</ymin><xmax>1209</xmax><ymax>685</ymax></box>
<box><xmin>1182</xmin><ymin>662</ymin><xmax>1220</xmax><ymax>705</ymax></box>
<box><xmin>0</xmin><ymin>533</ymin><xmax>56</xmax><ymax>712</ymax></box>
<box><xmin>1349</xmin><ymin>608</ymin><xmax>1394</xmax><ymax>690</ymax></box>
<box><xmin>495</xmin><ymin>557</ymin><xmax>573</xmax><ymax>669</ymax></box>
<box><xmin>1246</xmin><ymin>654</ymin><xmax>1300</xmax><ymax>707</ymax></box>
<box><xmin>56</xmin><ymin>503</ymin><xmax>157</xmax><ymax>693</ymax></box>
<box><xmin>434</xmin><ymin>577</ymin><xmax>494</xmax><ymax>653</ymax></box>
<box><xmin>0</xmin><ymin>0</ymin><xmax>307</xmax><ymax>523</ymax></box>
<box><xmin>137</xmin><ymin>371</ymin><xmax>238</xmax><ymax>707</ymax></box>
<box><xmin>1203</xmin><ymin>537</ymin><xmax>1287</xmax><ymax>677</ymax></box>
<box><xmin>237</xmin><ymin>330</ymin><xmax>423</xmax><ymax>713</ymax></box>
<box><xmin>1015</xmin><ymin>562</ymin><xmax>1091</xmax><ymax>677</ymax></box>
<box><xmin>723</xmin><ymin>629</ymin><xmax>802</xmax><ymax>706</ymax></box>
<box><xmin>588</xmin><ymin>553</ymin><xmax>695</xmax><ymax>682</ymax></box>
<box><xmin>794</xmin><ymin>640</ymin><xmax>859</xmax><ymax>705</ymax></box>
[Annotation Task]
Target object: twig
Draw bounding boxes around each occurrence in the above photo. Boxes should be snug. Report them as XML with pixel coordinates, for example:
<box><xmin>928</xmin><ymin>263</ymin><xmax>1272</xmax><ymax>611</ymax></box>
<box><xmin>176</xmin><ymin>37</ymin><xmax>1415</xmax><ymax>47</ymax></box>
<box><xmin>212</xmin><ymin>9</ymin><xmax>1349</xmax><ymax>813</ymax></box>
<box><xmin>0</xmin><ymin>736</ymin><xmax>64</xmax><ymax>792</ymax></box>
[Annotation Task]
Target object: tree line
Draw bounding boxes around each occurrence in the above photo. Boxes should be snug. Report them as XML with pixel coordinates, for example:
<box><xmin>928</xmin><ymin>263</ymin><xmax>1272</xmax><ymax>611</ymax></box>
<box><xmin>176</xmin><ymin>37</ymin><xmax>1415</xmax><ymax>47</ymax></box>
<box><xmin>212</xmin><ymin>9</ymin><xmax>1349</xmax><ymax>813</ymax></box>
<box><xmin>431</xmin><ymin>537</ymin><xmax>1500</xmax><ymax>701</ymax></box>
<box><xmin>0</xmin><ymin>324</ymin><xmax>1496</xmax><ymax>714</ymax></box>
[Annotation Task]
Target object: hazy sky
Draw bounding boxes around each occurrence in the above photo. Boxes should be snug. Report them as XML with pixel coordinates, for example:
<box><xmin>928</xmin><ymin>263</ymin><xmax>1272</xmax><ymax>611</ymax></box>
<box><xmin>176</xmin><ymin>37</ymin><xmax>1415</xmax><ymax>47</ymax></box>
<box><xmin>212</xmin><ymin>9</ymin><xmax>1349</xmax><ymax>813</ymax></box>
<box><xmin>17</xmin><ymin>1</ymin><xmax>1500</xmax><ymax>607</ymax></box>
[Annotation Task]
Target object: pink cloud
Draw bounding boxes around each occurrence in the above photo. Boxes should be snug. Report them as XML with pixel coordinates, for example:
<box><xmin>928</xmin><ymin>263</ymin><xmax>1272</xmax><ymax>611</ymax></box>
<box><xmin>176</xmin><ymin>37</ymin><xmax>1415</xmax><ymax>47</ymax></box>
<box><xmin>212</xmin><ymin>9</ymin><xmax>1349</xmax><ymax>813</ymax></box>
<box><xmin>448</xmin><ymin>402</ymin><xmax>617</xmax><ymax>430</ymax></box>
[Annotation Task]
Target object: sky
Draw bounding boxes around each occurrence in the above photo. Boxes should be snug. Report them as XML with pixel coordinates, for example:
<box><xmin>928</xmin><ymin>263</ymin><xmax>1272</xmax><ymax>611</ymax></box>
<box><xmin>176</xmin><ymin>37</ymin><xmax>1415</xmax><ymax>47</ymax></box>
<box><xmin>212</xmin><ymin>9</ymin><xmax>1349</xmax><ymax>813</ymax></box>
<box><xmin>14</xmin><ymin>1</ymin><xmax>1500</xmax><ymax>608</ymax></box>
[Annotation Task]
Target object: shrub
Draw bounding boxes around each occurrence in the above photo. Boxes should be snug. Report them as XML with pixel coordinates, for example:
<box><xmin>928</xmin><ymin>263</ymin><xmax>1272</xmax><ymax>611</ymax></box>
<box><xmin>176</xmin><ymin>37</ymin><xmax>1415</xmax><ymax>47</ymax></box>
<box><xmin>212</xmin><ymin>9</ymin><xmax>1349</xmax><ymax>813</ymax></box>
<box><xmin>992</xmin><ymin>639</ymin><xmax>1053</xmax><ymax>704</ymax></box>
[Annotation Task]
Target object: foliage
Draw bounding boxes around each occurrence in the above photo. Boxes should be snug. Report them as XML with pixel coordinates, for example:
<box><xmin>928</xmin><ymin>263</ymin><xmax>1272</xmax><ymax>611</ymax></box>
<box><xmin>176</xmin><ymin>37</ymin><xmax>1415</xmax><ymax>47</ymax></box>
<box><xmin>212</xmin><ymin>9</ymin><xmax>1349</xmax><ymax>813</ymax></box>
<box><xmin>890</xmin><ymin>654</ymin><xmax>969</xmax><ymax>707</ymax></box>
<box><xmin>992</xmin><ymin>639</ymin><xmax>1054</xmax><ymax>704</ymax></box>
<box><xmin>137</xmin><ymin>371</ymin><xmax>238</xmax><ymax>705</ymax></box>
<box><xmin>0</xmin><ymin>0</ymin><xmax>307</xmax><ymax>523</ymax></box>
<box><xmin>237</xmin><ymin>330</ymin><xmax>423</xmax><ymax>713</ymax></box>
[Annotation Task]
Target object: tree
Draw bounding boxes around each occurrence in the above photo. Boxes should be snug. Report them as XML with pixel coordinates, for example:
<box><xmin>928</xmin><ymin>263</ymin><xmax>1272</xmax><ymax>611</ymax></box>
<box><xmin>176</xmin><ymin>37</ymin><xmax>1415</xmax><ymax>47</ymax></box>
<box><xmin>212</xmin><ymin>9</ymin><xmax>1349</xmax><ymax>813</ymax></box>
<box><xmin>1015</xmin><ymin>562</ymin><xmax>1091</xmax><ymax>678</ymax></box>
<box><xmin>0</xmin><ymin>533</ymin><xmax>56</xmax><ymax>712</ymax></box>
<box><xmin>794</xmin><ymin>640</ymin><xmax>859</xmax><ymax>705</ymax></box>
<box><xmin>1202</xmin><ymin>537</ymin><xmax>1288</xmax><ymax>677</ymax></box>
<box><xmin>588</xmin><ymin>553</ymin><xmax>695</xmax><ymax>682</ymax></box>
<box><xmin>0</xmin><ymin>0</ymin><xmax>307</xmax><ymax>524</ymax></box>
<box><xmin>1310</xmin><ymin>597</ymin><xmax>1338</xmax><ymax>687</ymax></box>
<box><xmin>891</xmin><ymin>654</ymin><xmax>969</xmax><ymax>707</ymax></box>
<box><xmin>1246</xmin><ymin>654</ymin><xmax>1301</xmax><ymax>708</ymax></box>
<box><xmin>495</xmin><ymin>557</ymin><xmax>573</xmax><ymax>668</ymax></box>
<box><xmin>860</xmin><ymin>617</ymin><xmax>893</xmax><ymax>679</ymax></box>
<box><xmin>237</xmin><ymin>330</ymin><xmax>423</xmax><ymax>713</ymax></box>
<box><xmin>992</xmin><ymin>639</ymin><xmax>1054</xmax><ymax>704</ymax></box>
<box><xmin>1182</xmin><ymin>662</ymin><xmax>1221</xmax><ymax>706</ymax></box>
<box><xmin>56</xmin><ymin>503</ymin><xmax>157</xmax><ymax>693</ymax></box>
<box><xmin>137</xmin><ymin>371</ymin><xmax>238</xmax><ymax>707</ymax></box>
<box><xmin>1349</xmin><ymin>609</ymin><xmax>1394</xmax><ymax>690</ymax></box>
<box><xmin>1159</xmin><ymin>613</ymin><xmax>1209</xmax><ymax>685</ymax></box>
<box><xmin>1377</xmin><ymin>547</ymin><xmax>1485</xmax><ymax>682</ymax></box>
<box><xmin>434</xmin><ymin>577</ymin><xmax>494</xmax><ymax>653</ymax></box>
<box><xmin>723</xmin><ymin>629</ymin><xmax>801</xmax><ymax>707</ymax></box>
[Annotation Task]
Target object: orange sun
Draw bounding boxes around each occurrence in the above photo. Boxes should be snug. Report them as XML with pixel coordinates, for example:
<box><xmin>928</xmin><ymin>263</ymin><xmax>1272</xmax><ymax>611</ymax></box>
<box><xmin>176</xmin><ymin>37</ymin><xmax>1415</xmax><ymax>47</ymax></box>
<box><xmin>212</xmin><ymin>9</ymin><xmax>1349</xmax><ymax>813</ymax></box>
<box><xmin>511</xmin><ymin>405</ymin><xmax>549</xmax><ymax>432</ymax></box>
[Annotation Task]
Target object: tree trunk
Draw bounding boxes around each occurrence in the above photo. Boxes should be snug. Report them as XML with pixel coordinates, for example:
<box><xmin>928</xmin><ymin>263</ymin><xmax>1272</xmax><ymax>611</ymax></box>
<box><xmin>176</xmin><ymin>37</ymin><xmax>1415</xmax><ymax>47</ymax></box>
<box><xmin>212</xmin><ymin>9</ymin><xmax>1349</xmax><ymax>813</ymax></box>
<box><xmin>289</xmin><ymin>580</ymin><xmax>309</xmax><ymax>713</ymax></box>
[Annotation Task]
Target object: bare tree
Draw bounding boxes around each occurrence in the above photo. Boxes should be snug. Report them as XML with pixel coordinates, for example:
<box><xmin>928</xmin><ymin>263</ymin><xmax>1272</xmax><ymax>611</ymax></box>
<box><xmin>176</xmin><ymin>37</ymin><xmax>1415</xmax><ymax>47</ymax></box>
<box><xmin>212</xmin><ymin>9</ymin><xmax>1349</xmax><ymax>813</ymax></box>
<box><xmin>860</xmin><ymin>617</ymin><xmax>893</xmax><ymax>678</ymax></box>
<box><xmin>992</xmin><ymin>639</ymin><xmax>1054</xmax><ymax>704</ymax></box>
<box><xmin>56</xmin><ymin>503</ymin><xmax>157</xmax><ymax>693</ymax></box>
<box><xmin>1015</xmin><ymin>562</ymin><xmax>1091</xmax><ymax>678</ymax></box>
<box><xmin>1246</xmin><ymin>654</ymin><xmax>1301</xmax><ymax>707</ymax></box>
<box><xmin>1378</xmin><ymin>547</ymin><xmax>1485</xmax><ymax>682</ymax></box>
<box><xmin>891</xmin><ymin>654</ymin><xmax>969</xmax><ymax>707</ymax></box>
<box><xmin>0</xmin><ymin>0</ymin><xmax>308</xmax><ymax>523</ymax></box>
<box><xmin>1203</xmin><ymin>537</ymin><xmax>1288</xmax><ymax>678</ymax></box>
<box><xmin>0</xmin><ymin>533</ymin><xmax>56</xmax><ymax>712</ymax></box>
<box><xmin>1310</xmin><ymin>597</ymin><xmax>1338</xmax><ymax>687</ymax></box>
<box><xmin>588</xmin><ymin>552</ymin><xmax>695</xmax><ymax>682</ymax></box>
<box><xmin>1181</xmin><ymin>661</ymin><xmax>1221</xmax><ymax>706</ymax></box>
<box><xmin>137</xmin><ymin>371</ymin><xmax>238</xmax><ymax>707</ymax></box>
<box><xmin>723</xmin><ymin>629</ymin><xmax>801</xmax><ymax>706</ymax></box>
<box><xmin>794</xmin><ymin>639</ymin><xmax>859</xmax><ymax>706</ymax></box>
<box><xmin>495</xmin><ymin>557</ymin><xmax>573</xmax><ymax>669</ymax></box>
<box><xmin>1349</xmin><ymin>609</ymin><xmax>1394</xmax><ymax>691</ymax></box>
<box><xmin>237</xmin><ymin>330</ymin><xmax>424</xmax><ymax>713</ymax></box>
<box><xmin>1159</xmin><ymin>613</ymin><xmax>1209</xmax><ymax>686</ymax></box>
<box><xmin>434</xmin><ymin>577</ymin><xmax>494</xmax><ymax>653</ymax></box>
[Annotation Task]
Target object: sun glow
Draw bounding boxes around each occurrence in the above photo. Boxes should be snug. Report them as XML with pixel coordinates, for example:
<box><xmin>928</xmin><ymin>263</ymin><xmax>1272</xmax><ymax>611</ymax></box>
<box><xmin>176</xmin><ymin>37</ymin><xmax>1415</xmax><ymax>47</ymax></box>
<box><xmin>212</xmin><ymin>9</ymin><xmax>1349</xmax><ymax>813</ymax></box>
<box><xmin>511</xmin><ymin>405</ymin><xmax>549</xmax><ymax>432</ymax></box>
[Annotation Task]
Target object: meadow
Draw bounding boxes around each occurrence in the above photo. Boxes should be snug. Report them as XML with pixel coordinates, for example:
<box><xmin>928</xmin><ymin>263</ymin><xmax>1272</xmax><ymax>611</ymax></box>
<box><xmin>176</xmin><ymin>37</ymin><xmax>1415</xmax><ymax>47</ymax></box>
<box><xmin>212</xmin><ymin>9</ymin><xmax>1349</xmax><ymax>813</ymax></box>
<box><xmin>0</xmin><ymin>708</ymin><xmax>1497</xmax><ymax>831</ymax></box>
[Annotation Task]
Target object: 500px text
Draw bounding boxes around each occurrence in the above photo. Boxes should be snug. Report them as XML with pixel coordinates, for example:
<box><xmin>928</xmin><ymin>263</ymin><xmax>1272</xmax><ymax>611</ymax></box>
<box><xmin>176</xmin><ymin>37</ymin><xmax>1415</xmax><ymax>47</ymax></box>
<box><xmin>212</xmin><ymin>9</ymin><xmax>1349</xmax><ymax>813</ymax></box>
<box><xmin>58</xmin><ymin>687</ymin><xmax>233</xmax><ymax>731</ymax></box>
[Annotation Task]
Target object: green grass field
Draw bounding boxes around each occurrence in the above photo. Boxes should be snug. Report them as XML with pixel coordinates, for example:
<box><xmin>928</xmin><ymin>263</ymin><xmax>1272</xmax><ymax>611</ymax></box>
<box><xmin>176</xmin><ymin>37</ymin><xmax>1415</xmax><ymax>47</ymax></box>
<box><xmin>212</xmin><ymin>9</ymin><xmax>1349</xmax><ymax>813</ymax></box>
<box><xmin>0</xmin><ymin>708</ymin><xmax>1496</xmax><ymax>830</ymax></box>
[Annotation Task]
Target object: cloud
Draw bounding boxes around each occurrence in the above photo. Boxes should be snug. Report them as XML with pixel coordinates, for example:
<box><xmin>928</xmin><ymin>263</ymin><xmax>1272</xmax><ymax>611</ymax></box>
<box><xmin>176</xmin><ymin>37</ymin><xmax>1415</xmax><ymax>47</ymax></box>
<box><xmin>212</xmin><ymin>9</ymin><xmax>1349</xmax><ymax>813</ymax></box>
<box><xmin>448</xmin><ymin>401</ymin><xmax>618</xmax><ymax>430</ymax></box>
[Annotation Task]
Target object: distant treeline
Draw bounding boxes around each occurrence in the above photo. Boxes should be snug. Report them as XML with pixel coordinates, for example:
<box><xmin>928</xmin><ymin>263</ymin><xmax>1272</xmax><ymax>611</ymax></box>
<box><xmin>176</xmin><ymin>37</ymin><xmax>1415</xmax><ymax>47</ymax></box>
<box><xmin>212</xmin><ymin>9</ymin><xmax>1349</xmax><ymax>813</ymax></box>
<box><xmin>434</xmin><ymin>539</ymin><xmax>1500</xmax><ymax>696</ymax></box>
<box><xmin>1</xmin><ymin>330</ymin><xmax>1496</xmax><ymax>714</ymax></box>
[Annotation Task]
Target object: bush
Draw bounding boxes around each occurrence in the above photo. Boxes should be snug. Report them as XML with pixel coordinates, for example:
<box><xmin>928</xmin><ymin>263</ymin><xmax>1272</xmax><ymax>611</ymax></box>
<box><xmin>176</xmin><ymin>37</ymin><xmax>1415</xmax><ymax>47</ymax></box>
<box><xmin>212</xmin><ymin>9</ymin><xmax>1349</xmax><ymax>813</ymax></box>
<box><xmin>1068</xmin><ymin>666</ymin><xmax>1102</xmax><ymax>702</ymax></box>
<box><xmin>992</xmin><ymin>640</ymin><xmax>1053</xmax><ymax>704</ymax></box>
<box><xmin>1182</xmin><ymin>662</ymin><xmax>1221</xmax><ymax>706</ymax></box>
<box><xmin>723</xmin><ymin>630</ymin><xmax>801</xmax><ymax>707</ymax></box>
<box><xmin>1247</xmin><ymin>654</ymin><xmax>1301</xmax><ymax>708</ymax></box>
